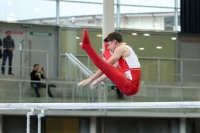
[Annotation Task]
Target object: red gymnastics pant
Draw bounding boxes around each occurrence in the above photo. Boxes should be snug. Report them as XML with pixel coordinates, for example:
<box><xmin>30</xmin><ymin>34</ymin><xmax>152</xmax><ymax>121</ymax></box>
<box><xmin>81</xmin><ymin>30</ymin><xmax>140</xmax><ymax>96</ymax></box>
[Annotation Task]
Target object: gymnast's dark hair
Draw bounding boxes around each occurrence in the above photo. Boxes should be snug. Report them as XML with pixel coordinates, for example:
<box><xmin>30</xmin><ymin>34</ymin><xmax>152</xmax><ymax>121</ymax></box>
<box><xmin>104</xmin><ymin>32</ymin><xmax>122</xmax><ymax>43</ymax></box>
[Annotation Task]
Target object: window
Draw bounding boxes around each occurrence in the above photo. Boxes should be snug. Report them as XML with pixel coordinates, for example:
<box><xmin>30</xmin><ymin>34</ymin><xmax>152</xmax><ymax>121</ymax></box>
<box><xmin>0</xmin><ymin>0</ymin><xmax>56</xmax><ymax>24</ymax></box>
<box><xmin>120</xmin><ymin>6</ymin><xmax>175</xmax><ymax>31</ymax></box>
<box><xmin>120</xmin><ymin>0</ymin><xmax>175</xmax><ymax>8</ymax></box>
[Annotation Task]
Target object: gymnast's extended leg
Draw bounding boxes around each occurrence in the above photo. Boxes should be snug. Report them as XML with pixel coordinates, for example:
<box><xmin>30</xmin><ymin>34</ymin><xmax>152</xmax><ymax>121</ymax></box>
<box><xmin>81</xmin><ymin>30</ymin><xmax>139</xmax><ymax>95</ymax></box>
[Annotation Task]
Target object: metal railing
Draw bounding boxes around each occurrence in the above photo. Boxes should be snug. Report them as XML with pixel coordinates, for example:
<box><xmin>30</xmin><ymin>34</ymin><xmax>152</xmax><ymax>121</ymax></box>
<box><xmin>65</xmin><ymin>53</ymin><xmax>93</xmax><ymax>80</ymax></box>
<box><xmin>3</xmin><ymin>51</ymin><xmax>199</xmax><ymax>104</ymax></box>
<box><xmin>1</xmin><ymin>48</ymin><xmax>49</xmax><ymax>78</ymax></box>
<box><xmin>59</xmin><ymin>53</ymin><xmax>200</xmax><ymax>107</ymax></box>
<box><xmin>65</xmin><ymin>53</ymin><xmax>106</xmax><ymax>102</ymax></box>
<box><xmin>0</xmin><ymin>50</ymin><xmax>199</xmax><ymax>132</ymax></box>
<box><xmin>0</xmin><ymin>101</ymin><xmax>197</xmax><ymax>133</ymax></box>
<box><xmin>0</xmin><ymin>51</ymin><xmax>199</xmax><ymax>109</ymax></box>
<box><xmin>0</xmin><ymin>78</ymin><xmax>200</xmax><ymax>103</ymax></box>
<box><xmin>63</xmin><ymin>54</ymin><xmax>200</xmax><ymax>83</ymax></box>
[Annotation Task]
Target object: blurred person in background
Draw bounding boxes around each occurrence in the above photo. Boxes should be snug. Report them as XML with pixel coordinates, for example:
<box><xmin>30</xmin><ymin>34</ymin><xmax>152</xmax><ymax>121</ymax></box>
<box><xmin>1</xmin><ymin>31</ymin><xmax>15</xmax><ymax>75</ymax></box>
<box><xmin>30</xmin><ymin>64</ymin><xmax>56</xmax><ymax>98</ymax></box>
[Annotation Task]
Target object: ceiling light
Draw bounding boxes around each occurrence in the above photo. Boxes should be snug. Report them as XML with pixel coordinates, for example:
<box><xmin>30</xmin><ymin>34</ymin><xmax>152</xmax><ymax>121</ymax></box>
<box><xmin>156</xmin><ymin>46</ymin><xmax>162</xmax><ymax>49</ymax></box>
<box><xmin>79</xmin><ymin>43</ymin><xmax>82</xmax><ymax>45</ymax></box>
<box><xmin>155</xmin><ymin>26</ymin><xmax>160</xmax><ymax>29</ymax></box>
<box><xmin>139</xmin><ymin>47</ymin><xmax>144</xmax><ymax>50</ymax></box>
<box><xmin>7</xmin><ymin>1</ymin><xmax>12</xmax><ymax>5</ymax></box>
<box><xmin>72</xmin><ymin>17</ymin><xmax>75</xmax><ymax>19</ymax></box>
<box><xmin>135</xmin><ymin>25</ymin><xmax>140</xmax><ymax>28</ymax></box>
<box><xmin>34</xmin><ymin>8</ymin><xmax>40</xmax><ymax>12</ymax></box>
<box><xmin>123</xmin><ymin>42</ymin><xmax>127</xmax><ymax>45</ymax></box>
<box><xmin>143</xmin><ymin>33</ymin><xmax>150</xmax><ymax>36</ymax></box>
<box><xmin>171</xmin><ymin>37</ymin><xmax>176</xmax><ymax>40</ymax></box>
<box><xmin>132</xmin><ymin>33</ymin><xmax>137</xmax><ymax>36</ymax></box>
<box><xmin>96</xmin><ymin>34</ymin><xmax>102</xmax><ymax>37</ymax></box>
<box><xmin>76</xmin><ymin>37</ymin><xmax>80</xmax><ymax>39</ymax></box>
<box><xmin>7</xmin><ymin>17</ymin><xmax>14</xmax><ymax>22</ymax></box>
<box><xmin>8</xmin><ymin>13</ymin><xmax>14</xmax><ymax>16</ymax></box>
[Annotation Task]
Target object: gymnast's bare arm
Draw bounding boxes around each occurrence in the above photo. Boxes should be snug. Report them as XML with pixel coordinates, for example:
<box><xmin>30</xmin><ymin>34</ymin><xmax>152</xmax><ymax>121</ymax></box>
<box><xmin>77</xmin><ymin>69</ymin><xmax>103</xmax><ymax>86</ymax></box>
<box><xmin>93</xmin><ymin>57</ymin><xmax>119</xmax><ymax>83</ymax></box>
<box><xmin>106</xmin><ymin>47</ymin><xmax>123</xmax><ymax>64</ymax></box>
<box><xmin>89</xmin><ymin>62</ymin><xmax>119</xmax><ymax>89</ymax></box>
<box><xmin>92</xmin><ymin>62</ymin><xmax>119</xmax><ymax>83</ymax></box>
<box><xmin>77</xmin><ymin>46</ymin><xmax>124</xmax><ymax>87</ymax></box>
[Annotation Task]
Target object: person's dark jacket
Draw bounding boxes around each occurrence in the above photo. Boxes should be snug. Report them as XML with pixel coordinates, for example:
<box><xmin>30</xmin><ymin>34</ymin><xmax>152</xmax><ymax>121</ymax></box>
<box><xmin>3</xmin><ymin>36</ymin><xmax>15</xmax><ymax>49</ymax></box>
<box><xmin>30</xmin><ymin>70</ymin><xmax>45</xmax><ymax>85</ymax></box>
<box><xmin>0</xmin><ymin>39</ymin><xmax>2</xmax><ymax>58</ymax></box>
<box><xmin>0</xmin><ymin>39</ymin><xmax>2</xmax><ymax>47</ymax></box>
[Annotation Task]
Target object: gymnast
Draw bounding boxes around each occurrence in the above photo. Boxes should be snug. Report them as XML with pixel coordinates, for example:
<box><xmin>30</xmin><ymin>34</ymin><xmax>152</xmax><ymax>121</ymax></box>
<box><xmin>78</xmin><ymin>29</ymin><xmax>141</xmax><ymax>96</ymax></box>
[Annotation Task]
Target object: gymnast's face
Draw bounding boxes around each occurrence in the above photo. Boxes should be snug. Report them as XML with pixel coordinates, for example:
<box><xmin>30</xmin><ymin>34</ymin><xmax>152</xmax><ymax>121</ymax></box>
<box><xmin>106</xmin><ymin>40</ymin><xmax>117</xmax><ymax>53</ymax></box>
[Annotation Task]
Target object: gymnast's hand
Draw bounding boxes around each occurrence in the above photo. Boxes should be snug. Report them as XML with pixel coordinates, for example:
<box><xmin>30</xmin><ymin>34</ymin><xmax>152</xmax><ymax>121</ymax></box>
<box><xmin>90</xmin><ymin>79</ymin><xmax>100</xmax><ymax>89</ymax></box>
<box><xmin>77</xmin><ymin>78</ymin><xmax>93</xmax><ymax>86</ymax></box>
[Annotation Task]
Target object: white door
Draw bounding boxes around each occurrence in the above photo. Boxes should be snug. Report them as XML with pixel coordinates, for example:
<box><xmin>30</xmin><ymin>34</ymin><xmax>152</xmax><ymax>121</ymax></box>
<box><xmin>26</xmin><ymin>27</ymin><xmax>57</xmax><ymax>78</ymax></box>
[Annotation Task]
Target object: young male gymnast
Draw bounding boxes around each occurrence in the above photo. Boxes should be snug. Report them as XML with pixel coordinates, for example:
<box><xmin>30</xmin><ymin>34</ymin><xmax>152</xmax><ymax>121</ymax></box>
<box><xmin>78</xmin><ymin>29</ymin><xmax>141</xmax><ymax>96</ymax></box>
<box><xmin>88</xmin><ymin>43</ymin><xmax>124</xmax><ymax>99</ymax></box>
<box><xmin>90</xmin><ymin>42</ymin><xmax>124</xmax><ymax>89</ymax></box>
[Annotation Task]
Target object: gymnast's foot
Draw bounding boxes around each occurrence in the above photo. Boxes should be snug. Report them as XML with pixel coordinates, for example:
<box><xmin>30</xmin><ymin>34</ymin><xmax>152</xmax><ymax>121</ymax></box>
<box><xmin>81</xmin><ymin>29</ymin><xmax>91</xmax><ymax>49</ymax></box>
